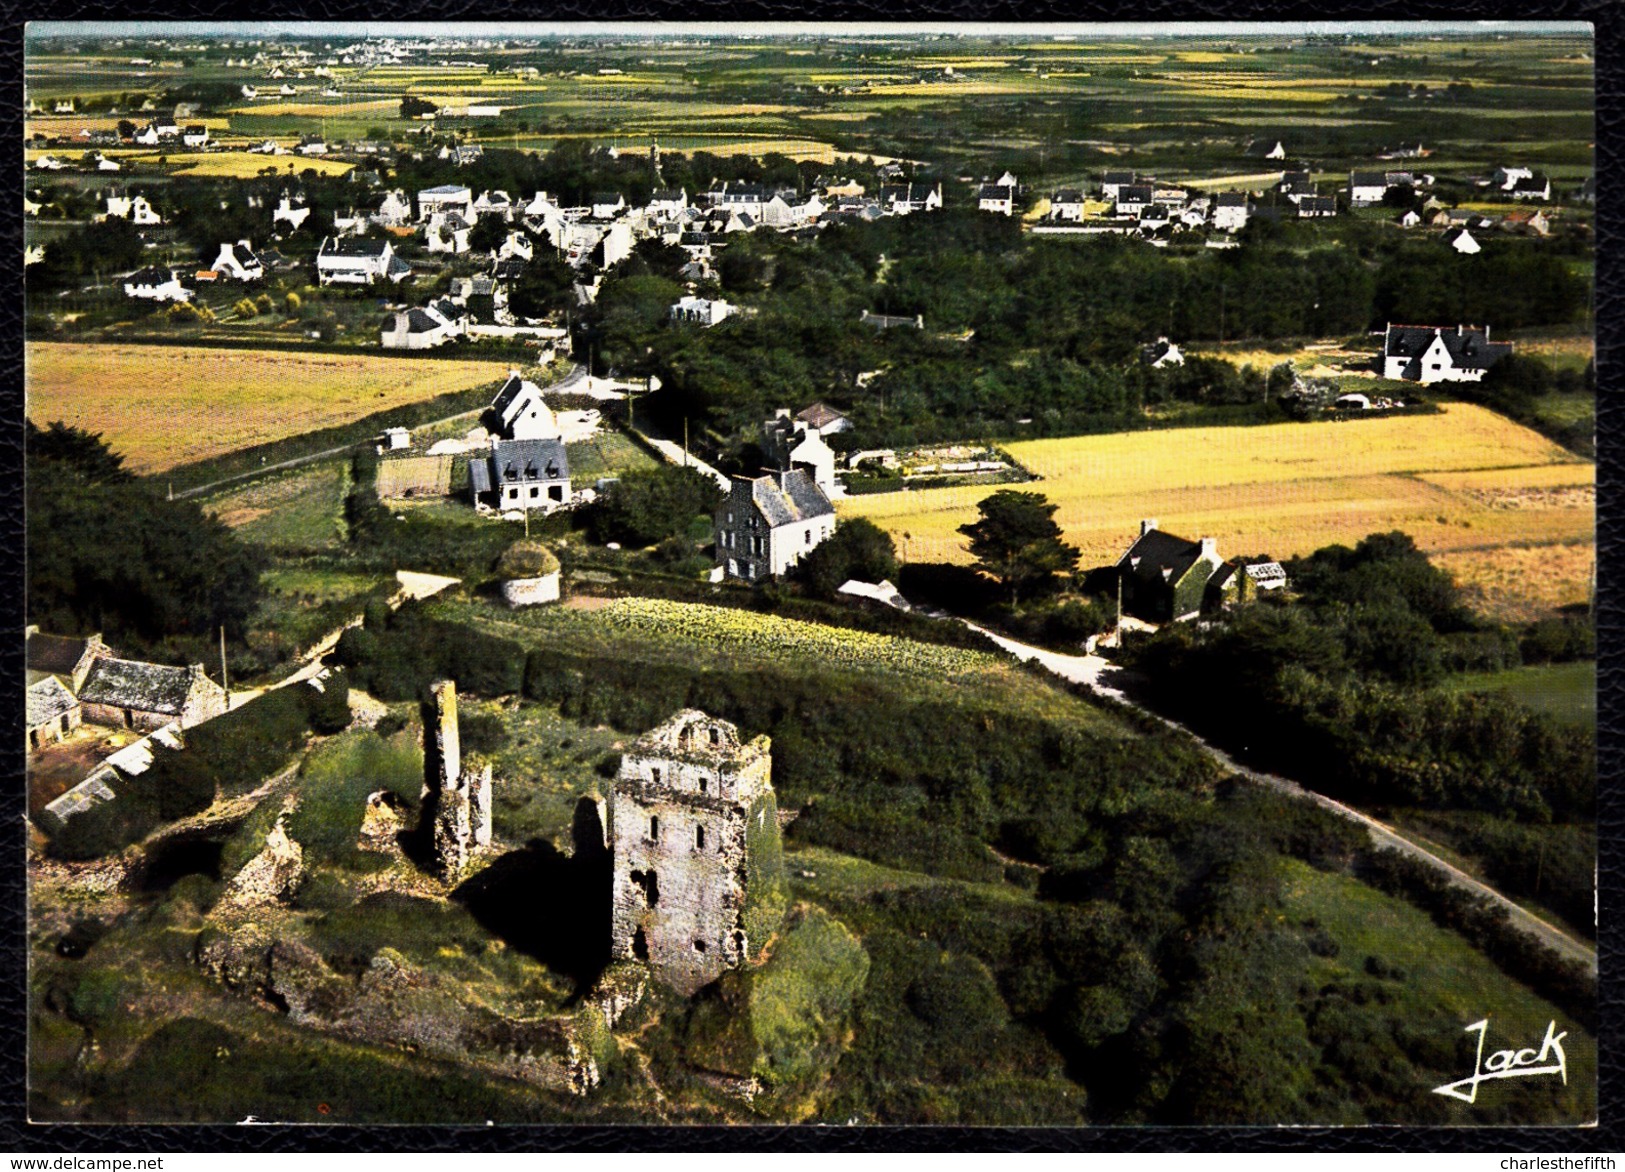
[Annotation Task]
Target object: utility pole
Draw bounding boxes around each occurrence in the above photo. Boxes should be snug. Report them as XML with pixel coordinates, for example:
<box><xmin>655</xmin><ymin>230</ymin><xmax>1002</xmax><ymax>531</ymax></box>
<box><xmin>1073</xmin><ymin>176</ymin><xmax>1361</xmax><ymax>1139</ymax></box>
<box><xmin>524</xmin><ymin>503</ymin><xmax>530</xmax><ymax>538</ymax></box>
<box><xmin>683</xmin><ymin>418</ymin><xmax>689</xmax><ymax>467</ymax></box>
<box><xmin>219</xmin><ymin>625</ymin><xmax>229</xmax><ymax>709</ymax></box>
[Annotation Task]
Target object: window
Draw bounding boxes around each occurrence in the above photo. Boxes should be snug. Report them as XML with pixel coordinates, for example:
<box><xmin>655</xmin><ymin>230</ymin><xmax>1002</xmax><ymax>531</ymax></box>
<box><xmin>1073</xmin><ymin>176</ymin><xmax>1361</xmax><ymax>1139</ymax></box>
<box><xmin>651</xmin><ymin>767</ymin><xmax>662</xmax><ymax>785</ymax></box>
<box><xmin>709</xmin><ymin>727</ymin><xmax>720</xmax><ymax>746</ymax></box>
<box><xmin>699</xmin><ymin>775</ymin><xmax>708</xmax><ymax>794</ymax></box>
<box><xmin>549</xmin><ymin>485</ymin><xmax>563</xmax><ymax>501</ymax></box>
<box><xmin>693</xmin><ymin>939</ymin><xmax>707</xmax><ymax>953</ymax></box>
<box><xmin>649</xmin><ymin>815</ymin><xmax>660</xmax><ymax>841</ymax></box>
<box><xmin>60</xmin><ymin>715</ymin><xmax>70</xmax><ymax>734</ymax></box>
<box><xmin>805</xmin><ymin>530</ymin><xmax>813</xmax><ymax>545</ymax></box>
<box><xmin>529</xmin><ymin>486</ymin><xmax>539</xmax><ymax>498</ymax></box>
<box><xmin>507</xmin><ymin>487</ymin><xmax>518</xmax><ymax>500</ymax></box>
<box><xmin>695</xmin><ymin>825</ymin><xmax>705</xmax><ymax>850</ymax></box>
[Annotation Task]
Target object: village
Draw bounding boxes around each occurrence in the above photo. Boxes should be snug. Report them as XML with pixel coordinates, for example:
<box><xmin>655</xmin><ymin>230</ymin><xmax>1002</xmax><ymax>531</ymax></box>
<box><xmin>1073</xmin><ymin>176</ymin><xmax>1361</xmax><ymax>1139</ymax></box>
<box><xmin>22</xmin><ymin>23</ymin><xmax>1597</xmax><ymax>1130</ymax></box>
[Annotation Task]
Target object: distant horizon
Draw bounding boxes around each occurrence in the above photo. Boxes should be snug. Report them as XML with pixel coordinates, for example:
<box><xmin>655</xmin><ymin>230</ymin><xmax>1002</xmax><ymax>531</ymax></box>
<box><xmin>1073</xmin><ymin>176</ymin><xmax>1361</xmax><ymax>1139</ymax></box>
<box><xmin>25</xmin><ymin>19</ymin><xmax>1594</xmax><ymax>41</ymax></box>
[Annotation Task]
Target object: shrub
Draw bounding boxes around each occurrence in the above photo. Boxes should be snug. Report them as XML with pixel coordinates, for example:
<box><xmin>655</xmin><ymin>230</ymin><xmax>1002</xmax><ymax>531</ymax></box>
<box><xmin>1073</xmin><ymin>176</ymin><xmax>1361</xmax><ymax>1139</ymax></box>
<box><xmin>284</xmin><ymin>291</ymin><xmax>301</xmax><ymax>314</ymax></box>
<box><xmin>496</xmin><ymin>540</ymin><xmax>560</xmax><ymax>580</ymax></box>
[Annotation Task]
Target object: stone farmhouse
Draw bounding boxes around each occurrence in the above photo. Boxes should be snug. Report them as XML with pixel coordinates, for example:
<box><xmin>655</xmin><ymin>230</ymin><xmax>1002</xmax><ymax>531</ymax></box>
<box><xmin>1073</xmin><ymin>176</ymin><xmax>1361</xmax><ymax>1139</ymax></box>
<box><xmin>1117</xmin><ymin>519</ymin><xmax>1225</xmax><ymax>624</ymax></box>
<box><xmin>26</xmin><ymin>628</ymin><xmax>114</xmax><ymax>693</ymax></box>
<box><xmin>469</xmin><ymin>437</ymin><xmax>572</xmax><ymax>513</ymax></box>
<box><xmin>795</xmin><ymin>401</ymin><xmax>851</xmax><ymax>437</ymax></box>
<box><xmin>762</xmin><ymin>409</ymin><xmax>838</xmax><ymax>496</ymax></box>
<box><xmin>77</xmin><ymin>658</ymin><xmax>227</xmax><ymax>732</ymax></box>
<box><xmin>714</xmin><ymin>468</ymin><xmax>836</xmax><ymax>582</ymax></box>
<box><xmin>1380</xmin><ymin>323</ymin><xmax>1512</xmax><ymax>384</ymax></box>
<box><xmin>27</xmin><ymin>676</ymin><xmax>81</xmax><ymax>754</ymax></box>
<box><xmin>609</xmin><ymin>709</ymin><xmax>784</xmax><ymax>996</ymax></box>
<box><xmin>211</xmin><ymin>240</ymin><xmax>264</xmax><ymax>282</ymax></box>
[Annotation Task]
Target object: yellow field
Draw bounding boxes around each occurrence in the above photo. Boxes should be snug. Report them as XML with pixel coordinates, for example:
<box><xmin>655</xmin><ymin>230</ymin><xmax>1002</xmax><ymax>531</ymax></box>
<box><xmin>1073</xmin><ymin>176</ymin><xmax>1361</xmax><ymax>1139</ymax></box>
<box><xmin>838</xmin><ymin>404</ymin><xmax>1593</xmax><ymax>619</ymax></box>
<box><xmin>226</xmin><ymin>99</ymin><xmax>398</xmax><ymax>117</ymax></box>
<box><xmin>25</xmin><ymin>343</ymin><xmax>513</xmax><ymax>474</ymax></box>
<box><xmin>166</xmin><ymin>152</ymin><xmax>355</xmax><ymax>178</ymax></box>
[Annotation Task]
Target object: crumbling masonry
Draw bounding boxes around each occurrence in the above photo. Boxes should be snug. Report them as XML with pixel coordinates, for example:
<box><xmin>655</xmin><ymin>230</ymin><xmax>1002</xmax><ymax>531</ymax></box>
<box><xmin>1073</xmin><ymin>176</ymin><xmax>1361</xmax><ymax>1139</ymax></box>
<box><xmin>426</xmin><ymin>679</ymin><xmax>492</xmax><ymax>879</ymax></box>
<box><xmin>609</xmin><ymin>710</ymin><xmax>784</xmax><ymax>996</ymax></box>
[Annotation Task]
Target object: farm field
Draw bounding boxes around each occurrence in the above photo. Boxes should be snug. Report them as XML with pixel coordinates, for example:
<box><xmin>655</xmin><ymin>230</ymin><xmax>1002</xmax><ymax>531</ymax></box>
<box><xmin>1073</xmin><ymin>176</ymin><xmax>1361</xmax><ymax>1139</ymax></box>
<box><xmin>1439</xmin><ymin>661</ymin><xmax>1597</xmax><ymax>728</ymax></box>
<box><xmin>25</xmin><ymin>343</ymin><xmax>512</xmax><ymax>474</ymax></box>
<box><xmin>201</xmin><ymin>459</ymin><xmax>349</xmax><ymax>549</ymax></box>
<box><xmin>840</xmin><ymin>403</ymin><xmax>1593</xmax><ymax>620</ymax></box>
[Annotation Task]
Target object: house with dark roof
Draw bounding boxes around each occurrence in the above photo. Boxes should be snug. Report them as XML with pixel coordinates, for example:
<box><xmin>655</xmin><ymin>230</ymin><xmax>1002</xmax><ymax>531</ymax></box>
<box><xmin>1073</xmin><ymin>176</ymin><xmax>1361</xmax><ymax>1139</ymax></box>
<box><xmin>317</xmin><ymin>235</ymin><xmax>409</xmax><ymax>285</ymax></box>
<box><xmin>123</xmin><ymin>266</ymin><xmax>192</xmax><ymax>303</ymax></box>
<box><xmin>486</xmin><ymin>371</ymin><xmax>560</xmax><ymax>440</ymax></box>
<box><xmin>1348</xmin><ymin>170</ymin><xmax>1391</xmax><ymax>206</ymax></box>
<box><xmin>795</xmin><ymin>401</ymin><xmax>851</xmax><ymax>437</ymax></box>
<box><xmin>211</xmin><ymin>239</ymin><xmax>264</xmax><ymax>281</ymax></box>
<box><xmin>880</xmin><ymin>182</ymin><xmax>942</xmax><ymax>215</ymax></box>
<box><xmin>977</xmin><ymin>183</ymin><xmax>1015</xmax><ymax>216</ymax></box>
<box><xmin>1050</xmin><ymin>189</ymin><xmax>1087</xmax><ymax>221</ymax></box>
<box><xmin>1117</xmin><ymin>520</ymin><xmax>1225</xmax><ymax>623</ymax></box>
<box><xmin>380</xmin><ymin>306</ymin><xmax>457</xmax><ymax>350</ymax></box>
<box><xmin>78</xmin><ymin>658</ymin><xmax>227</xmax><ymax>731</ymax></box>
<box><xmin>1100</xmin><ymin>171</ymin><xmax>1137</xmax><ymax>201</ymax></box>
<box><xmin>1212</xmin><ymin>190</ymin><xmax>1250</xmax><ymax>233</ymax></box>
<box><xmin>27</xmin><ymin>676</ymin><xmax>81</xmax><ymax>754</ymax></box>
<box><xmin>469</xmin><ymin>437</ymin><xmax>571</xmax><ymax>512</ymax></box>
<box><xmin>1277</xmin><ymin>171</ymin><xmax>1316</xmax><ymax>202</ymax></box>
<box><xmin>1509</xmin><ymin>174</ymin><xmax>1552</xmax><ymax>201</ymax></box>
<box><xmin>763</xmin><ymin>410</ymin><xmax>837</xmax><ymax>495</ymax></box>
<box><xmin>1115</xmin><ymin>185</ymin><xmax>1153</xmax><ymax>217</ymax></box>
<box><xmin>714</xmin><ymin>468</ymin><xmax>836</xmax><ymax>582</ymax></box>
<box><xmin>1380</xmin><ymin>324</ymin><xmax>1512</xmax><ymax>384</ymax></box>
<box><xmin>1244</xmin><ymin>138</ymin><xmax>1287</xmax><ymax>160</ymax></box>
<box><xmin>26</xmin><ymin>628</ymin><xmax>113</xmax><ymax>693</ymax></box>
<box><xmin>1296</xmin><ymin>196</ymin><xmax>1338</xmax><ymax>218</ymax></box>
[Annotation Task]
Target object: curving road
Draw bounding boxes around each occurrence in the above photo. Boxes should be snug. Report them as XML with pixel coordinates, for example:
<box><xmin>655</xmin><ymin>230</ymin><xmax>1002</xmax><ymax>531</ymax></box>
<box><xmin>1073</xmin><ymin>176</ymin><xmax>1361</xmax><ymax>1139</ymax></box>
<box><xmin>964</xmin><ymin>621</ymin><xmax>1598</xmax><ymax>974</ymax></box>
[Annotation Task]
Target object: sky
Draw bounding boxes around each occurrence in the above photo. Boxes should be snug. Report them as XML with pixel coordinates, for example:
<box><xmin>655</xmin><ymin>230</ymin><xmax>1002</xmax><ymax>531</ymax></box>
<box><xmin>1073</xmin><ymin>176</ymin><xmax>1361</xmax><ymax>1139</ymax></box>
<box><xmin>25</xmin><ymin>20</ymin><xmax>1595</xmax><ymax>40</ymax></box>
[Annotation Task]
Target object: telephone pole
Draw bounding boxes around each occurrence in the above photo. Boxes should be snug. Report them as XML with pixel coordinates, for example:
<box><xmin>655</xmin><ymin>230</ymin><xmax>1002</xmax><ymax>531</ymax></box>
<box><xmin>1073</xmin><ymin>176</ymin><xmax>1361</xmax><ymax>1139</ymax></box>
<box><xmin>219</xmin><ymin>625</ymin><xmax>230</xmax><ymax>709</ymax></box>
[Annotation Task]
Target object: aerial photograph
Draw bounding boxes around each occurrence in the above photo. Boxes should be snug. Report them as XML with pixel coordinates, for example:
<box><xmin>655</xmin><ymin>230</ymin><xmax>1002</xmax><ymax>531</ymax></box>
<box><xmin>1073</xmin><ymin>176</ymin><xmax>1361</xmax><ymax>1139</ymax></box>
<box><xmin>22</xmin><ymin>20</ymin><xmax>1596</xmax><ymax>1128</ymax></box>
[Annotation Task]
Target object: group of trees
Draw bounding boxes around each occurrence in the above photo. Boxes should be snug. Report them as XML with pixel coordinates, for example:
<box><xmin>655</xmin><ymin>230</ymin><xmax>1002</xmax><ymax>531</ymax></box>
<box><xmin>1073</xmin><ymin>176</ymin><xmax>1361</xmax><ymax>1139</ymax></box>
<box><xmin>26</xmin><ymin>423</ymin><xmax>266</xmax><ymax>649</ymax></box>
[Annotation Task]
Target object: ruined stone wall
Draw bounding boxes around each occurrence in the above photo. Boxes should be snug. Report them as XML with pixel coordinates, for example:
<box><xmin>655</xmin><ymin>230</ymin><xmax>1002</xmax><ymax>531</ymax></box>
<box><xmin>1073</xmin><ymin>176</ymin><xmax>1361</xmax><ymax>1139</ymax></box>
<box><xmin>81</xmin><ymin>702</ymin><xmax>171</xmax><ymax>733</ymax></box>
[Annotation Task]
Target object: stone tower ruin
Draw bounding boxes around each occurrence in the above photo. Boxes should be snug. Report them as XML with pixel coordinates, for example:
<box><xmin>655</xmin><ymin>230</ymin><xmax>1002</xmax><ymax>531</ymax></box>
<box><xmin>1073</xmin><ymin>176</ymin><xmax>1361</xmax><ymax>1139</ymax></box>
<box><xmin>609</xmin><ymin>709</ymin><xmax>786</xmax><ymax>996</ymax></box>
<box><xmin>425</xmin><ymin>679</ymin><xmax>492</xmax><ymax>879</ymax></box>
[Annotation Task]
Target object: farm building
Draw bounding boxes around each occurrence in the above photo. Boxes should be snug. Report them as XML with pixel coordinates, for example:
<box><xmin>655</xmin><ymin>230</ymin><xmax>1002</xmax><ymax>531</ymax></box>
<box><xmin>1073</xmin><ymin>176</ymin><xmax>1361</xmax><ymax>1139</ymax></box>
<box><xmin>1100</xmin><ymin>171</ymin><xmax>1138</xmax><ymax>201</ymax></box>
<box><xmin>1380</xmin><ymin>324</ymin><xmax>1512</xmax><ymax>384</ymax></box>
<box><xmin>78</xmin><ymin>658</ymin><xmax>227</xmax><ymax>732</ymax></box>
<box><xmin>1206</xmin><ymin>559</ymin><xmax>1289</xmax><ymax>609</ymax></box>
<box><xmin>1117</xmin><ymin>519</ymin><xmax>1224</xmax><ymax>624</ymax></box>
<box><xmin>714</xmin><ymin>468</ymin><xmax>836</xmax><ymax>582</ymax></box>
<box><xmin>27</xmin><ymin>676</ymin><xmax>81</xmax><ymax>754</ymax></box>
<box><xmin>796</xmin><ymin>401</ymin><xmax>852</xmax><ymax>437</ymax></box>
<box><xmin>39</xmin><ymin>722</ymin><xmax>185</xmax><ymax>836</ymax></box>
<box><xmin>1296</xmin><ymin>196</ymin><xmax>1338</xmax><ymax>218</ymax></box>
<box><xmin>1244</xmin><ymin>138</ymin><xmax>1287</xmax><ymax>160</ymax></box>
<box><xmin>26</xmin><ymin>628</ymin><xmax>113</xmax><ymax>693</ymax></box>
<box><xmin>470</xmin><ymin>437</ymin><xmax>571</xmax><ymax>513</ymax></box>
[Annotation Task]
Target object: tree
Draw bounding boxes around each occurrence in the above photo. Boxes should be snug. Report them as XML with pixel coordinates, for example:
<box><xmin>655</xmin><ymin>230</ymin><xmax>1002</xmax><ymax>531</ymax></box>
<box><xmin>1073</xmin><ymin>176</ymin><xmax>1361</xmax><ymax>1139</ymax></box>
<box><xmin>400</xmin><ymin>95</ymin><xmax>438</xmax><ymax>119</ymax></box>
<box><xmin>958</xmin><ymin>491</ymin><xmax>1080</xmax><ymax>604</ymax></box>
<box><xmin>587</xmin><ymin>465</ymin><xmax>724</xmax><ymax>547</ymax></box>
<box><xmin>116</xmin><ymin>119</ymin><xmax>136</xmax><ymax>140</ymax></box>
<box><xmin>468</xmin><ymin>215</ymin><xmax>506</xmax><ymax>255</ymax></box>
<box><xmin>794</xmin><ymin>517</ymin><xmax>899</xmax><ymax>599</ymax></box>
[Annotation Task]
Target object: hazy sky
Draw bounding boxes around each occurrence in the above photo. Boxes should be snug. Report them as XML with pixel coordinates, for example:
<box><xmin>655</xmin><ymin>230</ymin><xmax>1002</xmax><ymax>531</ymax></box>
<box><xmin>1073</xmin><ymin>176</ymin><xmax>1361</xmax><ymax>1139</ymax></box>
<box><xmin>25</xmin><ymin>20</ymin><xmax>1594</xmax><ymax>40</ymax></box>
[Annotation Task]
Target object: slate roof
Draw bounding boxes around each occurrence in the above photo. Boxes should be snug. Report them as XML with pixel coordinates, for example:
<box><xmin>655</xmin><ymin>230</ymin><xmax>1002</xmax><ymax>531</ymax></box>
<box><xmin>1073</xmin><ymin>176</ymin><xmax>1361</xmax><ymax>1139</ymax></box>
<box><xmin>978</xmin><ymin>184</ymin><xmax>1013</xmax><ymax>201</ymax></box>
<box><xmin>490</xmin><ymin>372</ymin><xmax>539</xmax><ymax>419</ymax></box>
<box><xmin>394</xmin><ymin>308</ymin><xmax>444</xmax><ymax>334</ymax></box>
<box><xmin>1216</xmin><ymin>191</ymin><xmax>1247</xmax><ymax>208</ymax></box>
<box><xmin>1245</xmin><ymin>562</ymin><xmax>1288</xmax><ymax>584</ymax></box>
<box><xmin>1298</xmin><ymin>196</ymin><xmax>1338</xmax><ymax>214</ymax></box>
<box><xmin>650</xmin><ymin>188</ymin><xmax>686</xmax><ymax>202</ymax></box>
<box><xmin>126</xmin><ymin>265</ymin><xmax>174</xmax><ymax>286</ymax></box>
<box><xmin>421</xmin><ymin>184</ymin><xmax>471</xmax><ymax>196</ymax></box>
<box><xmin>469</xmin><ymin>459</ymin><xmax>492</xmax><ymax>495</ymax></box>
<box><xmin>1382</xmin><ymin>324</ymin><xmax>1512</xmax><ymax>373</ymax></box>
<box><xmin>1207</xmin><ymin>562</ymin><xmax>1239</xmax><ymax>594</ymax></box>
<box><xmin>79</xmin><ymin>658</ymin><xmax>201</xmax><ymax>715</ymax></box>
<box><xmin>1349</xmin><ymin>171</ymin><xmax>1389</xmax><ymax>188</ymax></box>
<box><xmin>1101</xmin><ymin>170</ymin><xmax>1136</xmax><ymax>185</ymax></box>
<box><xmin>1053</xmin><ymin>188</ymin><xmax>1085</xmax><ymax>203</ymax></box>
<box><xmin>429</xmin><ymin>296</ymin><xmax>464</xmax><ymax>321</ymax></box>
<box><xmin>1511</xmin><ymin>175</ymin><xmax>1549</xmax><ymax>194</ymax></box>
<box><xmin>322</xmin><ymin>236</ymin><xmax>390</xmax><ymax>257</ymax></box>
<box><xmin>27</xmin><ymin>676</ymin><xmax>78</xmax><ymax>728</ymax></box>
<box><xmin>490</xmin><ymin>438</ymin><xmax>569</xmax><ymax>484</ymax></box>
<box><xmin>1119</xmin><ymin>528</ymin><xmax>1206</xmax><ymax>585</ymax></box>
<box><xmin>1118</xmin><ymin>185</ymin><xmax>1153</xmax><ymax>203</ymax></box>
<box><xmin>27</xmin><ymin>632</ymin><xmax>100</xmax><ymax>676</ymax></box>
<box><xmin>740</xmin><ymin>468</ymin><xmax>834</xmax><ymax>527</ymax></box>
<box><xmin>796</xmin><ymin>401</ymin><xmax>847</xmax><ymax>430</ymax></box>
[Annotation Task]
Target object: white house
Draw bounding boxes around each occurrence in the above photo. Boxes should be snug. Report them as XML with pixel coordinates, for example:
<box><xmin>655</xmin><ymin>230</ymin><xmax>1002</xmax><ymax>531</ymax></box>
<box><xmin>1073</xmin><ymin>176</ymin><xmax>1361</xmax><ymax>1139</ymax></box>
<box><xmin>425</xmin><ymin>212</ymin><xmax>472</xmax><ymax>254</ymax></box>
<box><xmin>24</xmin><ymin>244</ymin><xmax>45</xmax><ymax>266</ymax></box>
<box><xmin>33</xmin><ymin>155</ymin><xmax>64</xmax><ymax>171</ymax></box>
<box><xmin>182</xmin><ymin>124</ymin><xmax>210</xmax><ymax>147</ymax></box>
<box><xmin>670</xmin><ymin>296</ymin><xmax>737</xmax><ymax>327</ymax></box>
<box><xmin>978</xmin><ymin>183</ymin><xmax>1015</xmax><ymax>216</ymax></box>
<box><xmin>211</xmin><ymin>240</ymin><xmax>264</xmax><ymax>281</ymax></box>
<box><xmin>495</xmin><ymin>231</ymin><xmax>534</xmax><ymax>263</ymax></box>
<box><xmin>1115</xmin><ymin>185</ymin><xmax>1153</xmax><ymax>217</ymax></box>
<box><xmin>763</xmin><ymin>410</ymin><xmax>838</xmax><ymax>496</ymax></box>
<box><xmin>272</xmin><ymin>191</ymin><xmax>311</xmax><ymax>230</ymax></box>
<box><xmin>373</xmin><ymin>189</ymin><xmax>413</xmax><ymax>226</ymax></box>
<box><xmin>316</xmin><ymin>236</ymin><xmax>410</xmax><ymax>285</ymax></box>
<box><xmin>1444</xmin><ymin>227</ymin><xmax>1481</xmax><ymax>255</ymax></box>
<box><xmin>123</xmin><ymin>266</ymin><xmax>192</xmax><ymax>302</ymax></box>
<box><xmin>1509</xmin><ymin>174</ymin><xmax>1552</xmax><ymax>201</ymax></box>
<box><xmin>1245</xmin><ymin>138</ymin><xmax>1287</xmax><ymax>161</ymax></box>
<box><xmin>714</xmin><ymin>469</ymin><xmax>837</xmax><ymax>582</ymax></box>
<box><xmin>1100</xmin><ymin>171</ymin><xmax>1137</xmax><ymax>202</ymax></box>
<box><xmin>53</xmin><ymin>99</ymin><xmax>75</xmax><ymax>114</ymax></box>
<box><xmin>1380</xmin><ymin>323</ymin><xmax>1512</xmax><ymax>384</ymax></box>
<box><xmin>94</xmin><ymin>154</ymin><xmax>121</xmax><ymax>172</ymax></box>
<box><xmin>794</xmin><ymin>402</ymin><xmax>852</xmax><ymax>437</ymax></box>
<box><xmin>297</xmin><ymin>134</ymin><xmax>327</xmax><ymax>156</ymax></box>
<box><xmin>101</xmin><ymin>192</ymin><xmax>162</xmax><ymax>224</ymax></box>
<box><xmin>647</xmin><ymin>187</ymin><xmax>689</xmax><ymax>221</ymax></box>
<box><xmin>468</xmin><ymin>437</ymin><xmax>572</xmax><ymax>513</ymax></box>
<box><xmin>1213</xmin><ymin>193</ymin><xmax>1251</xmax><ymax>233</ymax></box>
<box><xmin>1348</xmin><ymin>171</ymin><xmax>1390</xmax><ymax>206</ymax></box>
<box><xmin>1493</xmin><ymin>165</ymin><xmax>1533</xmax><ymax>190</ymax></box>
<box><xmin>241</xmin><ymin>85</ymin><xmax>258</xmax><ymax>99</ymax></box>
<box><xmin>590</xmin><ymin>191</ymin><xmax>626</xmax><ymax>219</ymax></box>
<box><xmin>380</xmin><ymin>305</ymin><xmax>457</xmax><ymax>350</ymax></box>
<box><xmin>995</xmin><ymin>170</ymin><xmax>1019</xmax><ymax>189</ymax></box>
<box><xmin>1050</xmin><ymin>189</ymin><xmax>1086</xmax><ymax>221</ymax></box>
<box><xmin>880</xmin><ymin>182</ymin><xmax>942</xmax><ymax>215</ymax></box>
<box><xmin>487</xmin><ymin>371</ymin><xmax>561</xmax><ymax>440</ymax></box>
<box><xmin>418</xmin><ymin>184</ymin><xmax>474</xmax><ymax>223</ymax></box>
<box><xmin>1143</xmin><ymin>337</ymin><xmax>1184</xmax><ymax>368</ymax></box>
<box><xmin>474</xmin><ymin>190</ymin><xmax>515</xmax><ymax>220</ymax></box>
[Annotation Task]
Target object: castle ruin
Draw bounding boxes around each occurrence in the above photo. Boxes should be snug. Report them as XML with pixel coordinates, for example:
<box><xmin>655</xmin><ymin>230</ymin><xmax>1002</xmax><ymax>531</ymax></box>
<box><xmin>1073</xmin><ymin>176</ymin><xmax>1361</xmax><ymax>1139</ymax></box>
<box><xmin>609</xmin><ymin>710</ymin><xmax>786</xmax><ymax>996</ymax></box>
<box><xmin>425</xmin><ymin>679</ymin><xmax>492</xmax><ymax>879</ymax></box>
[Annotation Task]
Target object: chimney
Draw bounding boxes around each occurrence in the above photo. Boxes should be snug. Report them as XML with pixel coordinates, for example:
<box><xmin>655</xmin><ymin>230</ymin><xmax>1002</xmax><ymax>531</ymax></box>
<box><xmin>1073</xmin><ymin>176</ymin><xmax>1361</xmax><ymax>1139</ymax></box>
<box><xmin>1140</xmin><ymin>518</ymin><xmax>1159</xmax><ymax>536</ymax></box>
<box><xmin>1200</xmin><ymin>537</ymin><xmax>1218</xmax><ymax>562</ymax></box>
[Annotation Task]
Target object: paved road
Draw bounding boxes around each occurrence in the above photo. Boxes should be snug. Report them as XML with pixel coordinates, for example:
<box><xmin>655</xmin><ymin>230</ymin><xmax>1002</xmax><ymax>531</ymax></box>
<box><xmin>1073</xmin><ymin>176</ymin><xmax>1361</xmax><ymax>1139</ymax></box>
<box><xmin>959</xmin><ymin>618</ymin><xmax>1597</xmax><ymax>974</ymax></box>
<box><xmin>173</xmin><ymin>364</ymin><xmax>586</xmax><ymax>501</ymax></box>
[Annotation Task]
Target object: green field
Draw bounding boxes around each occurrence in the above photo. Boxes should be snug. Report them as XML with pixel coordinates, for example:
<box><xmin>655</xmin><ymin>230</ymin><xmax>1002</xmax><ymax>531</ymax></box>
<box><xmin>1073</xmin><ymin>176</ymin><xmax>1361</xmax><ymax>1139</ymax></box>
<box><xmin>202</xmin><ymin>460</ymin><xmax>349</xmax><ymax>549</ymax></box>
<box><xmin>1441</xmin><ymin>662</ymin><xmax>1596</xmax><ymax>728</ymax></box>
